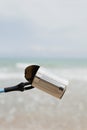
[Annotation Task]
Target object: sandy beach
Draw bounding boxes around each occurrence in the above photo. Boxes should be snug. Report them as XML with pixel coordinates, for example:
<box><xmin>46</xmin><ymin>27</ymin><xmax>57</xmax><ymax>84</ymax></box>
<box><xmin>0</xmin><ymin>79</ymin><xmax>87</xmax><ymax>130</ymax></box>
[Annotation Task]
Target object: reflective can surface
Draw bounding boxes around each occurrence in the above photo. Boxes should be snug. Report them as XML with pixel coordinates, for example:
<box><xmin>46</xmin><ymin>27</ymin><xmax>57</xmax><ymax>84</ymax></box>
<box><xmin>32</xmin><ymin>67</ymin><xmax>68</xmax><ymax>99</ymax></box>
<box><xmin>25</xmin><ymin>65</ymin><xmax>68</xmax><ymax>98</ymax></box>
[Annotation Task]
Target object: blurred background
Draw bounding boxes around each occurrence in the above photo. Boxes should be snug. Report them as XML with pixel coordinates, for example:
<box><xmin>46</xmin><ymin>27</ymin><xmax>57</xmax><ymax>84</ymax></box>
<box><xmin>0</xmin><ymin>0</ymin><xmax>87</xmax><ymax>130</ymax></box>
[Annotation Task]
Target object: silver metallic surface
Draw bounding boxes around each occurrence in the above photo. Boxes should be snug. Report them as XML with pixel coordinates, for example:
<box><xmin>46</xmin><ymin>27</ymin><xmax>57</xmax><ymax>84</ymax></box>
<box><xmin>32</xmin><ymin>66</ymin><xmax>68</xmax><ymax>99</ymax></box>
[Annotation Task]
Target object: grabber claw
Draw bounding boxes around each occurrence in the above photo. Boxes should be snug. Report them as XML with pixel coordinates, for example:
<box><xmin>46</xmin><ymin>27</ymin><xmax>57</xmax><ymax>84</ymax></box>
<box><xmin>0</xmin><ymin>82</ymin><xmax>34</xmax><ymax>93</ymax></box>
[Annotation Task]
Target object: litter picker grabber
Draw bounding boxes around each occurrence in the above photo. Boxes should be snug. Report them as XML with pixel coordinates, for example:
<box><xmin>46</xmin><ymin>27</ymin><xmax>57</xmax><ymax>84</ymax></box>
<box><xmin>0</xmin><ymin>82</ymin><xmax>34</xmax><ymax>93</ymax></box>
<box><xmin>0</xmin><ymin>65</ymin><xmax>68</xmax><ymax>99</ymax></box>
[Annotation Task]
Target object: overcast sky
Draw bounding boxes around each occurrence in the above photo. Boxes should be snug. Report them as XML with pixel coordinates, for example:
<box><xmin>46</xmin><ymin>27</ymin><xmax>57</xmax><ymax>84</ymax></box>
<box><xmin>0</xmin><ymin>0</ymin><xmax>87</xmax><ymax>58</ymax></box>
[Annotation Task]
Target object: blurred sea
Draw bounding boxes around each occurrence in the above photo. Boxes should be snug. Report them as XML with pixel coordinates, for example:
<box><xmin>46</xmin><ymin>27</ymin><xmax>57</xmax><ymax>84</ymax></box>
<box><xmin>0</xmin><ymin>58</ymin><xmax>87</xmax><ymax>130</ymax></box>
